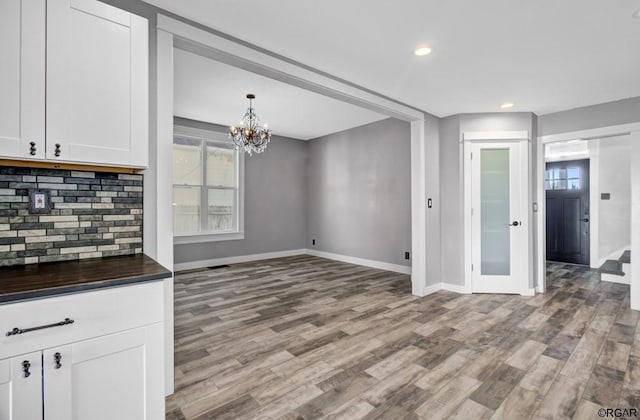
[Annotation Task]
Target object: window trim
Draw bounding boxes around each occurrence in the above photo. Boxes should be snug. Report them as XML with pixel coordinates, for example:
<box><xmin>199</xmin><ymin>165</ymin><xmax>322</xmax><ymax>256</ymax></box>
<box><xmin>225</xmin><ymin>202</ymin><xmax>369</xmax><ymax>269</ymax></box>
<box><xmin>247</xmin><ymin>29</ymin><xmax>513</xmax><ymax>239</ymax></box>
<box><xmin>172</xmin><ymin>125</ymin><xmax>245</xmax><ymax>244</ymax></box>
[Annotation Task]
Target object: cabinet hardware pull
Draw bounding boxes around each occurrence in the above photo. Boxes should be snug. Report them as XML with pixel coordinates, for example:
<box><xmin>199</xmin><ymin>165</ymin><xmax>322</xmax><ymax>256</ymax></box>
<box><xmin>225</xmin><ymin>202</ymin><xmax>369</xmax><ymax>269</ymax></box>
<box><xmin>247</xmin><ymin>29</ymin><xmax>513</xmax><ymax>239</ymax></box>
<box><xmin>29</xmin><ymin>141</ymin><xmax>37</xmax><ymax>156</ymax></box>
<box><xmin>6</xmin><ymin>318</ymin><xmax>74</xmax><ymax>337</ymax></box>
<box><xmin>54</xmin><ymin>352</ymin><xmax>62</xmax><ymax>369</ymax></box>
<box><xmin>22</xmin><ymin>360</ymin><xmax>31</xmax><ymax>378</ymax></box>
<box><xmin>54</xmin><ymin>143</ymin><xmax>61</xmax><ymax>157</ymax></box>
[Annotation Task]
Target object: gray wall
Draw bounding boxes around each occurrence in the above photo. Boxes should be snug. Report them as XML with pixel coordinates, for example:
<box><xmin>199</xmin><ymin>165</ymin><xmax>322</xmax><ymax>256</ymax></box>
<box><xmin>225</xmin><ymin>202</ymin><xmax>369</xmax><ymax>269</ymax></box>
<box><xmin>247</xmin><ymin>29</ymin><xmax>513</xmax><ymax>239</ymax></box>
<box><xmin>538</xmin><ymin>97</ymin><xmax>640</xmax><ymax>137</ymax></box>
<box><xmin>307</xmin><ymin>118</ymin><xmax>412</xmax><ymax>267</ymax></box>
<box><xmin>531</xmin><ymin>114</ymin><xmax>539</xmax><ymax>289</ymax></box>
<box><xmin>438</xmin><ymin>115</ymin><xmax>462</xmax><ymax>285</ymax></box>
<box><xmin>95</xmin><ymin>1</ymin><xmax>415</xmax><ymax>269</ymax></box>
<box><xmin>595</xmin><ymin>136</ymin><xmax>631</xmax><ymax>260</ymax></box>
<box><xmin>173</xmin><ymin>118</ymin><xmax>307</xmax><ymax>264</ymax></box>
<box><xmin>439</xmin><ymin>113</ymin><xmax>536</xmax><ymax>286</ymax></box>
<box><xmin>631</xmin><ymin>133</ymin><xmax>640</xmax><ymax>310</ymax></box>
<box><xmin>424</xmin><ymin>115</ymin><xmax>442</xmax><ymax>286</ymax></box>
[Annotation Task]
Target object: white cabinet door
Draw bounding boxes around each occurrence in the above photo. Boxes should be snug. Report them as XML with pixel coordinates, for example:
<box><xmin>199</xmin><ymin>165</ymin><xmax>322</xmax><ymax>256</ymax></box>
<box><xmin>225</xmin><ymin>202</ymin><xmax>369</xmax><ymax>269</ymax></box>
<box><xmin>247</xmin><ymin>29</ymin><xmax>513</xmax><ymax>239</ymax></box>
<box><xmin>47</xmin><ymin>0</ymin><xmax>148</xmax><ymax>167</ymax></box>
<box><xmin>0</xmin><ymin>353</ymin><xmax>43</xmax><ymax>420</ymax></box>
<box><xmin>0</xmin><ymin>0</ymin><xmax>46</xmax><ymax>160</ymax></box>
<box><xmin>44</xmin><ymin>326</ymin><xmax>164</xmax><ymax>420</ymax></box>
<box><xmin>42</xmin><ymin>346</ymin><xmax>72</xmax><ymax>420</ymax></box>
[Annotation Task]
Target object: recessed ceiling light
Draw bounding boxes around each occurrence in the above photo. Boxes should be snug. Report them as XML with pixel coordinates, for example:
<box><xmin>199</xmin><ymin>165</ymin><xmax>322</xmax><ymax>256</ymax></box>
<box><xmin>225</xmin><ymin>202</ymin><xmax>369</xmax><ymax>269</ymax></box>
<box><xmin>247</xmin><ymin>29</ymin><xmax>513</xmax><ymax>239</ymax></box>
<box><xmin>414</xmin><ymin>45</ymin><xmax>432</xmax><ymax>56</ymax></box>
<box><xmin>500</xmin><ymin>102</ymin><xmax>515</xmax><ymax>109</ymax></box>
<box><xmin>633</xmin><ymin>10</ymin><xmax>640</xmax><ymax>19</ymax></box>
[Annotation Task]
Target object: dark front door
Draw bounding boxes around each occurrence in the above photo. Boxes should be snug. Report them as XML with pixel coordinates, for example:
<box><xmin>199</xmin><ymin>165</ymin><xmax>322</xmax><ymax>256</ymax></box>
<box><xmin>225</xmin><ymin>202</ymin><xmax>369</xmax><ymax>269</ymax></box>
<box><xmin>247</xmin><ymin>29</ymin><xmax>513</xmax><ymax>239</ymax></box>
<box><xmin>546</xmin><ymin>159</ymin><xmax>590</xmax><ymax>265</ymax></box>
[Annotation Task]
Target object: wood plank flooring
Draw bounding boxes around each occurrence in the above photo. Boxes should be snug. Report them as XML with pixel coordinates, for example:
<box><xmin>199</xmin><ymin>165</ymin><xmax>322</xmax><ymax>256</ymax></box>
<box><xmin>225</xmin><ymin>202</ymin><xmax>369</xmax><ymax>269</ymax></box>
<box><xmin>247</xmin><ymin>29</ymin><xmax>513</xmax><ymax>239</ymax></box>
<box><xmin>166</xmin><ymin>256</ymin><xmax>640</xmax><ymax>419</ymax></box>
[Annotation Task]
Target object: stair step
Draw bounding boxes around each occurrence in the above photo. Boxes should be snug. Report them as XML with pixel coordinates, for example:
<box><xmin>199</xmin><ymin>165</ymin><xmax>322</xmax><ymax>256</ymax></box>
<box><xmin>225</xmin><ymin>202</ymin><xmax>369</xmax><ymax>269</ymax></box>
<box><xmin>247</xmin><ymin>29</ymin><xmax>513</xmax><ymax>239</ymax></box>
<box><xmin>599</xmin><ymin>259</ymin><xmax>625</xmax><ymax>276</ymax></box>
<box><xmin>620</xmin><ymin>250</ymin><xmax>631</xmax><ymax>264</ymax></box>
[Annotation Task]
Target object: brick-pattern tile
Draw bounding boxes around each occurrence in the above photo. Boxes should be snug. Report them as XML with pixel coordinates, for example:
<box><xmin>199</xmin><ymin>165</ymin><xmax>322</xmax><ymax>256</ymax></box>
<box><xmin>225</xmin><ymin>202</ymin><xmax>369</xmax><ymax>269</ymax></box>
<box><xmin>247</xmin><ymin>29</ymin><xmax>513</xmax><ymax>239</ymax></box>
<box><xmin>0</xmin><ymin>166</ymin><xmax>142</xmax><ymax>266</ymax></box>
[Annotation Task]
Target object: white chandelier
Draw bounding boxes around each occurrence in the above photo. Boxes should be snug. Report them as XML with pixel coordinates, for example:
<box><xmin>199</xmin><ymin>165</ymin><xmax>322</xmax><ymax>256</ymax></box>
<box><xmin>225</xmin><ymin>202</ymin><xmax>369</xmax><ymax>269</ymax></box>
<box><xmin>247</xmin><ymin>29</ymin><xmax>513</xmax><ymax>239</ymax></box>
<box><xmin>228</xmin><ymin>94</ymin><xmax>272</xmax><ymax>155</ymax></box>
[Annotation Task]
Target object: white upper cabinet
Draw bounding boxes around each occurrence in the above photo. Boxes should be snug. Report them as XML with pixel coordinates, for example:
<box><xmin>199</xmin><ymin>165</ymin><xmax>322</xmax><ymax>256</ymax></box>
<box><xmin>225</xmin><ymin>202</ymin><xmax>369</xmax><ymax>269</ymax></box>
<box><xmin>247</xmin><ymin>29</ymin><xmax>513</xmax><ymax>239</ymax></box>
<box><xmin>47</xmin><ymin>0</ymin><xmax>149</xmax><ymax>167</ymax></box>
<box><xmin>0</xmin><ymin>0</ymin><xmax>46</xmax><ymax>160</ymax></box>
<box><xmin>0</xmin><ymin>0</ymin><xmax>148</xmax><ymax>168</ymax></box>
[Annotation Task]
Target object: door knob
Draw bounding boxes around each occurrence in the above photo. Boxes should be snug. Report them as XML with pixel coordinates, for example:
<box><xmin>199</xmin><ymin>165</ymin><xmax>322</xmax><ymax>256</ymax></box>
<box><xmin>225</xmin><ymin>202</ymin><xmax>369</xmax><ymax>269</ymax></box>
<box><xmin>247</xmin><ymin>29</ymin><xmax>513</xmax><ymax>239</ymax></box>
<box><xmin>22</xmin><ymin>360</ymin><xmax>31</xmax><ymax>378</ymax></box>
<box><xmin>582</xmin><ymin>218</ymin><xmax>589</xmax><ymax>223</ymax></box>
<box><xmin>509</xmin><ymin>221</ymin><xmax>520</xmax><ymax>227</ymax></box>
<box><xmin>54</xmin><ymin>352</ymin><xmax>62</xmax><ymax>369</ymax></box>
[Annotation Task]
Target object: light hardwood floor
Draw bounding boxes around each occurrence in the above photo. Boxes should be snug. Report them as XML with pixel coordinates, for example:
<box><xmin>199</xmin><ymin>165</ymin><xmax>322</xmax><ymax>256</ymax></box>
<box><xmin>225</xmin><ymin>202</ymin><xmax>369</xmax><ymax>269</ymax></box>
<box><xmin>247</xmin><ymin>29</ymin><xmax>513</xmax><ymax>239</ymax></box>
<box><xmin>166</xmin><ymin>255</ymin><xmax>640</xmax><ymax>419</ymax></box>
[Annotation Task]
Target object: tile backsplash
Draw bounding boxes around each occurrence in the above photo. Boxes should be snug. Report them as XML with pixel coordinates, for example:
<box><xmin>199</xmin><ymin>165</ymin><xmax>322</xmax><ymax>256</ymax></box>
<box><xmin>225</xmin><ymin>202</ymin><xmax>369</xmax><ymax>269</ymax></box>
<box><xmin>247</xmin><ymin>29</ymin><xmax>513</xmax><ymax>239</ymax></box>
<box><xmin>0</xmin><ymin>166</ymin><xmax>143</xmax><ymax>266</ymax></box>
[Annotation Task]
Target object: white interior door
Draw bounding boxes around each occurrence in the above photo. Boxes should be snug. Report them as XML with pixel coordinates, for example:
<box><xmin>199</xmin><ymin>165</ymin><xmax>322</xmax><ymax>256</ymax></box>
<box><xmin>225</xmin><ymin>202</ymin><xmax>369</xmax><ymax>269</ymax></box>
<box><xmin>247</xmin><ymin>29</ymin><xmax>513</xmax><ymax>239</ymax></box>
<box><xmin>471</xmin><ymin>141</ymin><xmax>527</xmax><ymax>294</ymax></box>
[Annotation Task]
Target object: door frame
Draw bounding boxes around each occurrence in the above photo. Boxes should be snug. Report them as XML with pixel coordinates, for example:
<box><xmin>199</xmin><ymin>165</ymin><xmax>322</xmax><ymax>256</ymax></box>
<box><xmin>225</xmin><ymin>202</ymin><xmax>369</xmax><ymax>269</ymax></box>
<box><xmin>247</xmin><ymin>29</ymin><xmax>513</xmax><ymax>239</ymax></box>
<box><xmin>544</xmin><ymin>158</ymin><xmax>591</xmax><ymax>266</ymax></box>
<box><xmin>463</xmin><ymin>131</ymin><xmax>533</xmax><ymax>296</ymax></box>
<box><xmin>536</xmin><ymin>122</ymin><xmax>640</xmax><ymax>306</ymax></box>
<box><xmin>544</xmin><ymin>150</ymin><xmax>599</xmax><ymax>269</ymax></box>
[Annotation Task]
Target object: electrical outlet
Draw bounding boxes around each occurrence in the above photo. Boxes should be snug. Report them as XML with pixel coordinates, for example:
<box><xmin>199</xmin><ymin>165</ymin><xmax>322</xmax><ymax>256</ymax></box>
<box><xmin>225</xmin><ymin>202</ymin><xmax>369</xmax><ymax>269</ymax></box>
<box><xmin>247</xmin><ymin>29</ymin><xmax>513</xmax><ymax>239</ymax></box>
<box><xmin>312</xmin><ymin>239</ymin><xmax>316</xmax><ymax>245</ymax></box>
<box><xmin>405</xmin><ymin>251</ymin><xmax>410</xmax><ymax>260</ymax></box>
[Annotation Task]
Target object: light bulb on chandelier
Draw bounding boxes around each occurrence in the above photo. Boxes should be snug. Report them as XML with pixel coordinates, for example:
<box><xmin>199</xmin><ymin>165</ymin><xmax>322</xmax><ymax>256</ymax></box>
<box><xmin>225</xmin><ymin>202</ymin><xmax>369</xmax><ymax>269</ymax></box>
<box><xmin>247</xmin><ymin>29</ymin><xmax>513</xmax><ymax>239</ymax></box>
<box><xmin>229</xmin><ymin>94</ymin><xmax>272</xmax><ymax>155</ymax></box>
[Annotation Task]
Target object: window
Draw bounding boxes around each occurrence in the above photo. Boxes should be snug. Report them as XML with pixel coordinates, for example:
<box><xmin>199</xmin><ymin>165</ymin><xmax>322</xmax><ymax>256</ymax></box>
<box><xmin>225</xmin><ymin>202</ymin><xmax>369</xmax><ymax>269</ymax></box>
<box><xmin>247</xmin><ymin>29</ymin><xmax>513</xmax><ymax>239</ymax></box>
<box><xmin>173</xmin><ymin>126</ymin><xmax>244</xmax><ymax>243</ymax></box>
<box><xmin>545</xmin><ymin>167</ymin><xmax>581</xmax><ymax>191</ymax></box>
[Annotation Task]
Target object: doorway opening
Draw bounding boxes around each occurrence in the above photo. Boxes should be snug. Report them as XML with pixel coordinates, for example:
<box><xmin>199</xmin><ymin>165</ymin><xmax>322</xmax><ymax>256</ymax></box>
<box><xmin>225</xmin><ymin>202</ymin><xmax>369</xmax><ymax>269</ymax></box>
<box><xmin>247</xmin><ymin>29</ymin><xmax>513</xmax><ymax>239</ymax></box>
<box><xmin>155</xmin><ymin>14</ymin><xmax>428</xmax><ymax>396</ymax></box>
<box><xmin>543</xmin><ymin>135</ymin><xmax>632</xmax><ymax>284</ymax></box>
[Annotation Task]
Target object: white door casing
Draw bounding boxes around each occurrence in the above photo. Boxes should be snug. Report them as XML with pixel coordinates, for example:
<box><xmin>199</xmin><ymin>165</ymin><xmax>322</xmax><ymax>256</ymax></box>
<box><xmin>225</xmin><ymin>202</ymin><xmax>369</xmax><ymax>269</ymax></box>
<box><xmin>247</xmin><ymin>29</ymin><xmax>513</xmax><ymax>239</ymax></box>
<box><xmin>463</xmin><ymin>131</ymin><xmax>531</xmax><ymax>296</ymax></box>
<box><xmin>470</xmin><ymin>141</ymin><xmax>527</xmax><ymax>294</ymax></box>
<box><xmin>537</xmin><ymin>123</ymin><xmax>640</xmax><ymax>305</ymax></box>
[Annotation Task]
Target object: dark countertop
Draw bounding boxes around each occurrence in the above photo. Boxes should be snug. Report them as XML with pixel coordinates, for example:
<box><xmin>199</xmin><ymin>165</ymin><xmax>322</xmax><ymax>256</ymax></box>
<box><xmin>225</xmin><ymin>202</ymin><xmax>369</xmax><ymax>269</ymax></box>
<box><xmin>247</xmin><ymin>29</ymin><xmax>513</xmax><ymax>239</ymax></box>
<box><xmin>0</xmin><ymin>254</ymin><xmax>172</xmax><ymax>304</ymax></box>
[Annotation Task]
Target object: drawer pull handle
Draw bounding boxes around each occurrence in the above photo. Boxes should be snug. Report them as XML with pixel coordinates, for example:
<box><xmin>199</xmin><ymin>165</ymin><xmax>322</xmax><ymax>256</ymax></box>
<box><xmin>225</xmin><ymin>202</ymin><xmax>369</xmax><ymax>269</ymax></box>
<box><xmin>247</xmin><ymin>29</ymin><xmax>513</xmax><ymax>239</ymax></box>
<box><xmin>22</xmin><ymin>360</ymin><xmax>31</xmax><ymax>378</ymax></box>
<box><xmin>6</xmin><ymin>318</ymin><xmax>74</xmax><ymax>337</ymax></box>
<box><xmin>54</xmin><ymin>352</ymin><xmax>62</xmax><ymax>369</ymax></box>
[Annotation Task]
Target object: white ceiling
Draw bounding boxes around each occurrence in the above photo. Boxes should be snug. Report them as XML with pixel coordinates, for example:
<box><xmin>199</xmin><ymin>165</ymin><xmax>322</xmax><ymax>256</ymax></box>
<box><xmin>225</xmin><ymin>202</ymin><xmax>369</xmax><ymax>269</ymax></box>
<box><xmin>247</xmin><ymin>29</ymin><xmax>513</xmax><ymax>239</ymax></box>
<box><xmin>174</xmin><ymin>49</ymin><xmax>388</xmax><ymax>140</ymax></box>
<box><xmin>148</xmin><ymin>0</ymin><xmax>640</xmax><ymax>117</ymax></box>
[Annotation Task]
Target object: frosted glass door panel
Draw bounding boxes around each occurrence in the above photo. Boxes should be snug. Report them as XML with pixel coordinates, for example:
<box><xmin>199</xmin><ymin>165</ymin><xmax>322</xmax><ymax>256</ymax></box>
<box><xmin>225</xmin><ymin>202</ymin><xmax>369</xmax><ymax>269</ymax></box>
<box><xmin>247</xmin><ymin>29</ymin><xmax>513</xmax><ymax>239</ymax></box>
<box><xmin>480</xmin><ymin>149</ymin><xmax>510</xmax><ymax>275</ymax></box>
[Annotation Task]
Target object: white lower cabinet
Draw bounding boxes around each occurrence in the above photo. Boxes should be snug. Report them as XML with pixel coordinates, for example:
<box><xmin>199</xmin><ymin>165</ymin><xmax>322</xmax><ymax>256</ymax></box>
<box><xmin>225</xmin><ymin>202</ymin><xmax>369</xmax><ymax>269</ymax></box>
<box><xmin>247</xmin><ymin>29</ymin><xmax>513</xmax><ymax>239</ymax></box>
<box><xmin>0</xmin><ymin>352</ymin><xmax>43</xmax><ymax>420</ymax></box>
<box><xmin>0</xmin><ymin>282</ymin><xmax>165</xmax><ymax>420</ymax></box>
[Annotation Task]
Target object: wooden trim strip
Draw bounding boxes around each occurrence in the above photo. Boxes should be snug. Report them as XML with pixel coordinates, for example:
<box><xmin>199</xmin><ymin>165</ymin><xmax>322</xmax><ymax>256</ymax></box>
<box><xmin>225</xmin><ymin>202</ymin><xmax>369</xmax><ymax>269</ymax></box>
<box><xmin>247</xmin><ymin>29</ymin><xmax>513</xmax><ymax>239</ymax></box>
<box><xmin>0</xmin><ymin>159</ymin><xmax>143</xmax><ymax>174</ymax></box>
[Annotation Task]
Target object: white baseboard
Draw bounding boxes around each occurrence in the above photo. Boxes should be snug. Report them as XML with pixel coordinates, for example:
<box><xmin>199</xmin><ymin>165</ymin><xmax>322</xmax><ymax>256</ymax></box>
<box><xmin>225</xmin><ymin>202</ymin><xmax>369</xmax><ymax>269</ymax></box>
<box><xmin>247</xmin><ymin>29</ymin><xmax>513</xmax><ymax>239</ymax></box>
<box><xmin>422</xmin><ymin>283</ymin><xmax>443</xmax><ymax>296</ymax></box>
<box><xmin>173</xmin><ymin>249</ymin><xmax>307</xmax><ymax>272</ymax></box>
<box><xmin>601</xmin><ymin>272</ymin><xmax>631</xmax><ymax>285</ymax></box>
<box><xmin>175</xmin><ymin>250</ymin><xmax>541</xmax><ymax>297</ymax></box>
<box><xmin>174</xmin><ymin>248</ymin><xmax>412</xmax><ymax>275</ymax></box>
<box><xmin>441</xmin><ymin>282</ymin><xmax>471</xmax><ymax>294</ymax></box>
<box><xmin>423</xmin><ymin>282</ymin><xmax>534</xmax><ymax>296</ymax></box>
<box><xmin>419</xmin><ymin>282</ymin><xmax>471</xmax><ymax>296</ymax></box>
<box><xmin>305</xmin><ymin>249</ymin><xmax>412</xmax><ymax>274</ymax></box>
